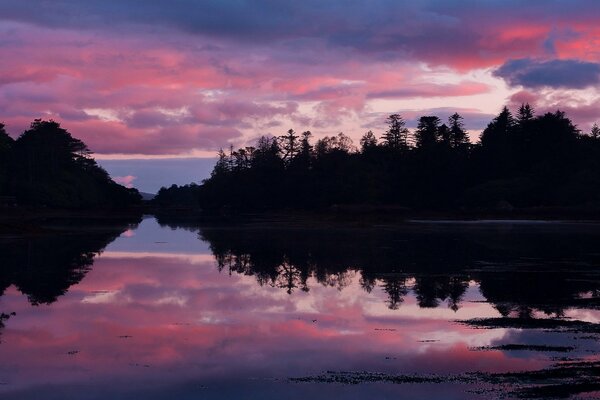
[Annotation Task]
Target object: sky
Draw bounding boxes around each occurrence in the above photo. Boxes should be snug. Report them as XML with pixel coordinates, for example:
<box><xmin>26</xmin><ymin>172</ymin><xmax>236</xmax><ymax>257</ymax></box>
<box><xmin>1</xmin><ymin>1</ymin><xmax>600</xmax><ymax>192</ymax></box>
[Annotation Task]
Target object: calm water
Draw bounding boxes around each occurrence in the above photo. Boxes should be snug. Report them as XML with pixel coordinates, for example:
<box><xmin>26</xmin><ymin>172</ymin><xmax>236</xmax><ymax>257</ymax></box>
<box><xmin>1</xmin><ymin>217</ymin><xmax>600</xmax><ymax>399</ymax></box>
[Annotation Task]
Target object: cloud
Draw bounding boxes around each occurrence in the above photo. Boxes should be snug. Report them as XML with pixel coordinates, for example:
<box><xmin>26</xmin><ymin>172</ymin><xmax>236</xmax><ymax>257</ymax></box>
<box><xmin>113</xmin><ymin>175</ymin><xmax>137</xmax><ymax>188</ymax></box>
<box><xmin>507</xmin><ymin>89</ymin><xmax>600</xmax><ymax>132</ymax></box>
<box><xmin>2</xmin><ymin>1</ymin><xmax>599</xmax><ymax>69</ymax></box>
<box><xmin>0</xmin><ymin>2</ymin><xmax>599</xmax><ymax>155</ymax></box>
<box><xmin>494</xmin><ymin>58</ymin><xmax>600</xmax><ymax>89</ymax></box>
<box><xmin>367</xmin><ymin>82</ymin><xmax>491</xmax><ymax>99</ymax></box>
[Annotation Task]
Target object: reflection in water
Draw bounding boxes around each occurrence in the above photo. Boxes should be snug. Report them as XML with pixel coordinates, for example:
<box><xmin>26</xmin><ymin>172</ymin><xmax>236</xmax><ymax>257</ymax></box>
<box><xmin>0</xmin><ymin>217</ymin><xmax>599</xmax><ymax>399</ymax></box>
<box><xmin>0</xmin><ymin>216</ymin><xmax>140</xmax><ymax>343</ymax></box>
<box><xmin>0</xmin><ymin>217</ymin><xmax>139</xmax><ymax>305</ymax></box>
<box><xmin>191</xmin><ymin>223</ymin><xmax>600</xmax><ymax>317</ymax></box>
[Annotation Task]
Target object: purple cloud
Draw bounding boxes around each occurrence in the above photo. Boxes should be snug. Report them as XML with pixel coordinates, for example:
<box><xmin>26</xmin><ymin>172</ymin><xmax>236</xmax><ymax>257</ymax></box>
<box><xmin>494</xmin><ymin>58</ymin><xmax>600</xmax><ymax>89</ymax></box>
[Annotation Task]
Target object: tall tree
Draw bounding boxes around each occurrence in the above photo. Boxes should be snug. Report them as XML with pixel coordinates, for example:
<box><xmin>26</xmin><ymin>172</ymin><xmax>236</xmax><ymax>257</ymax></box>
<box><xmin>517</xmin><ymin>103</ymin><xmax>535</xmax><ymax>124</ymax></box>
<box><xmin>480</xmin><ymin>106</ymin><xmax>515</xmax><ymax>148</ymax></box>
<box><xmin>477</xmin><ymin>107</ymin><xmax>516</xmax><ymax>179</ymax></box>
<box><xmin>211</xmin><ymin>149</ymin><xmax>231</xmax><ymax>178</ymax></box>
<box><xmin>279</xmin><ymin>129</ymin><xmax>300</xmax><ymax>163</ymax></box>
<box><xmin>11</xmin><ymin>119</ymin><xmax>140</xmax><ymax>207</ymax></box>
<box><xmin>591</xmin><ymin>123</ymin><xmax>600</xmax><ymax>139</ymax></box>
<box><xmin>0</xmin><ymin>123</ymin><xmax>13</xmax><ymax>195</ymax></box>
<box><xmin>293</xmin><ymin>130</ymin><xmax>313</xmax><ymax>169</ymax></box>
<box><xmin>438</xmin><ymin>123</ymin><xmax>451</xmax><ymax>146</ymax></box>
<box><xmin>448</xmin><ymin>113</ymin><xmax>469</xmax><ymax>148</ymax></box>
<box><xmin>252</xmin><ymin>136</ymin><xmax>283</xmax><ymax>171</ymax></box>
<box><xmin>0</xmin><ymin>123</ymin><xmax>12</xmax><ymax>152</ymax></box>
<box><xmin>414</xmin><ymin>116</ymin><xmax>441</xmax><ymax>149</ymax></box>
<box><xmin>360</xmin><ymin>130</ymin><xmax>378</xmax><ymax>151</ymax></box>
<box><xmin>334</xmin><ymin>132</ymin><xmax>355</xmax><ymax>153</ymax></box>
<box><xmin>381</xmin><ymin>114</ymin><xmax>409</xmax><ymax>150</ymax></box>
<box><xmin>15</xmin><ymin>119</ymin><xmax>92</xmax><ymax>183</ymax></box>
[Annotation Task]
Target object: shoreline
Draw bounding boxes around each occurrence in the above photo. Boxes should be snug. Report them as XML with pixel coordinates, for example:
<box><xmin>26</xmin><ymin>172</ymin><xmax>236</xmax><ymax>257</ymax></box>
<box><xmin>0</xmin><ymin>207</ymin><xmax>144</xmax><ymax>238</ymax></box>
<box><xmin>4</xmin><ymin>205</ymin><xmax>600</xmax><ymax>237</ymax></box>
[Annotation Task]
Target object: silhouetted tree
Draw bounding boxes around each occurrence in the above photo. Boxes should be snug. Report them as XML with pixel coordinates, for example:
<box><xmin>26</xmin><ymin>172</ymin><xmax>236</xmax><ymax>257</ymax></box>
<box><xmin>8</xmin><ymin>119</ymin><xmax>140</xmax><ymax>208</ymax></box>
<box><xmin>517</xmin><ymin>103</ymin><xmax>534</xmax><ymax>124</ymax></box>
<box><xmin>381</xmin><ymin>114</ymin><xmax>409</xmax><ymax>150</ymax></box>
<box><xmin>212</xmin><ymin>149</ymin><xmax>231</xmax><ymax>177</ymax></box>
<box><xmin>0</xmin><ymin>123</ymin><xmax>13</xmax><ymax>195</ymax></box>
<box><xmin>477</xmin><ymin>106</ymin><xmax>516</xmax><ymax>179</ymax></box>
<box><xmin>279</xmin><ymin>129</ymin><xmax>300</xmax><ymax>163</ymax></box>
<box><xmin>591</xmin><ymin>123</ymin><xmax>600</xmax><ymax>139</ymax></box>
<box><xmin>360</xmin><ymin>130</ymin><xmax>378</xmax><ymax>151</ymax></box>
<box><xmin>298</xmin><ymin>131</ymin><xmax>314</xmax><ymax>162</ymax></box>
<box><xmin>480</xmin><ymin>106</ymin><xmax>515</xmax><ymax>149</ymax></box>
<box><xmin>448</xmin><ymin>113</ymin><xmax>469</xmax><ymax>148</ymax></box>
<box><xmin>414</xmin><ymin>116</ymin><xmax>441</xmax><ymax>149</ymax></box>
<box><xmin>154</xmin><ymin>104</ymin><xmax>600</xmax><ymax>213</ymax></box>
<box><xmin>438</xmin><ymin>123</ymin><xmax>451</xmax><ymax>146</ymax></box>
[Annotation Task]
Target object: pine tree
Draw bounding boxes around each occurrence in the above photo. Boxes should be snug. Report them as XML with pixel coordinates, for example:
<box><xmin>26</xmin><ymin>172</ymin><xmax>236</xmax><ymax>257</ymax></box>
<box><xmin>0</xmin><ymin>123</ymin><xmax>13</xmax><ymax>195</ymax></box>
<box><xmin>414</xmin><ymin>116</ymin><xmax>441</xmax><ymax>149</ymax></box>
<box><xmin>591</xmin><ymin>123</ymin><xmax>600</xmax><ymax>139</ymax></box>
<box><xmin>381</xmin><ymin>114</ymin><xmax>409</xmax><ymax>150</ymax></box>
<box><xmin>480</xmin><ymin>106</ymin><xmax>515</xmax><ymax>148</ymax></box>
<box><xmin>438</xmin><ymin>124</ymin><xmax>451</xmax><ymax>146</ymax></box>
<box><xmin>517</xmin><ymin>103</ymin><xmax>534</xmax><ymax>124</ymax></box>
<box><xmin>211</xmin><ymin>149</ymin><xmax>230</xmax><ymax>178</ymax></box>
<box><xmin>448</xmin><ymin>113</ymin><xmax>469</xmax><ymax>148</ymax></box>
<box><xmin>279</xmin><ymin>129</ymin><xmax>300</xmax><ymax>162</ymax></box>
<box><xmin>360</xmin><ymin>130</ymin><xmax>378</xmax><ymax>151</ymax></box>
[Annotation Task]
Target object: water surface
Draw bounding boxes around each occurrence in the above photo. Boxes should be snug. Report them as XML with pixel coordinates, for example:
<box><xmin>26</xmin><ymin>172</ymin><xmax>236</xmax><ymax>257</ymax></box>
<box><xmin>1</xmin><ymin>217</ymin><xmax>600</xmax><ymax>399</ymax></box>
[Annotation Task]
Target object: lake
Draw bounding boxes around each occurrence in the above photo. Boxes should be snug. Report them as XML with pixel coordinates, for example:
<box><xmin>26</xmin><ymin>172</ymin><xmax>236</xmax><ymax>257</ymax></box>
<box><xmin>1</xmin><ymin>216</ymin><xmax>600</xmax><ymax>399</ymax></box>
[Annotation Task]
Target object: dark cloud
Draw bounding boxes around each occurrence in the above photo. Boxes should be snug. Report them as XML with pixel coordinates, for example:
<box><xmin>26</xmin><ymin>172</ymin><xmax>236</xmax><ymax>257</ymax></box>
<box><xmin>2</xmin><ymin>1</ymin><xmax>598</xmax><ymax>68</ymax></box>
<box><xmin>494</xmin><ymin>58</ymin><xmax>600</xmax><ymax>89</ymax></box>
<box><xmin>1</xmin><ymin>1</ymin><xmax>599</xmax><ymax>155</ymax></box>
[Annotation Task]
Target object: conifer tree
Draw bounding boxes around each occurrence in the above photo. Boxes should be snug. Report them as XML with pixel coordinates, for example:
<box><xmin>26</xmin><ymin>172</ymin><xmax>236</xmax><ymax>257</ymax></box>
<box><xmin>448</xmin><ymin>113</ymin><xmax>469</xmax><ymax>148</ymax></box>
<box><xmin>381</xmin><ymin>114</ymin><xmax>409</xmax><ymax>150</ymax></box>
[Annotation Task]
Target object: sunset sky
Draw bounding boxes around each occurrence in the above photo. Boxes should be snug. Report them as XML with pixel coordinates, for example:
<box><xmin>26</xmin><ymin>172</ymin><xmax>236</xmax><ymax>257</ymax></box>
<box><xmin>1</xmin><ymin>1</ymin><xmax>599</xmax><ymax>191</ymax></box>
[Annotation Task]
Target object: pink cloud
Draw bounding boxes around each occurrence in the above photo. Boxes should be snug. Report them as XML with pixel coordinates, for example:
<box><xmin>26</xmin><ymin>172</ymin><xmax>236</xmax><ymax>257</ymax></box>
<box><xmin>508</xmin><ymin>89</ymin><xmax>600</xmax><ymax>131</ymax></box>
<box><xmin>113</xmin><ymin>175</ymin><xmax>137</xmax><ymax>188</ymax></box>
<box><xmin>367</xmin><ymin>81</ymin><xmax>491</xmax><ymax>99</ymax></box>
<box><xmin>0</xmin><ymin>251</ymin><xmax>543</xmax><ymax>393</ymax></box>
<box><xmin>0</xmin><ymin>3</ymin><xmax>599</xmax><ymax>156</ymax></box>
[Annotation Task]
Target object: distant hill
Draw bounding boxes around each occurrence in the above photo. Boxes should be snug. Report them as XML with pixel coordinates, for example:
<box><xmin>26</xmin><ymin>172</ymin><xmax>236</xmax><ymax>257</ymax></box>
<box><xmin>140</xmin><ymin>192</ymin><xmax>156</xmax><ymax>201</ymax></box>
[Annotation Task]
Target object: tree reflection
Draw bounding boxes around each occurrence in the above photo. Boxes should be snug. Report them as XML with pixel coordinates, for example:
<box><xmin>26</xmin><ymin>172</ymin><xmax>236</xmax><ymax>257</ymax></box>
<box><xmin>191</xmin><ymin>225</ymin><xmax>476</xmax><ymax>310</ymax></box>
<box><xmin>0</xmin><ymin>216</ymin><xmax>140</xmax><ymax>305</ymax></box>
<box><xmin>166</xmin><ymin>220</ymin><xmax>600</xmax><ymax>316</ymax></box>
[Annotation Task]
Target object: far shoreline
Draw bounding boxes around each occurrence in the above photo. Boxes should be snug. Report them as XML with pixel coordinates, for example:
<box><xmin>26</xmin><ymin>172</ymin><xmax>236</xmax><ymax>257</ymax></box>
<box><xmin>5</xmin><ymin>205</ymin><xmax>600</xmax><ymax>238</ymax></box>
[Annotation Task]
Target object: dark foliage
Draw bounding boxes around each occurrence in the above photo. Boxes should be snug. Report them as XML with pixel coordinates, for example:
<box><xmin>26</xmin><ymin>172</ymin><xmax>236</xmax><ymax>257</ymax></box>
<box><xmin>156</xmin><ymin>217</ymin><xmax>600</xmax><ymax>314</ymax></box>
<box><xmin>1</xmin><ymin>119</ymin><xmax>141</xmax><ymax>208</ymax></box>
<box><xmin>0</xmin><ymin>215</ymin><xmax>140</xmax><ymax>305</ymax></box>
<box><xmin>154</xmin><ymin>104</ymin><xmax>600</xmax><ymax>212</ymax></box>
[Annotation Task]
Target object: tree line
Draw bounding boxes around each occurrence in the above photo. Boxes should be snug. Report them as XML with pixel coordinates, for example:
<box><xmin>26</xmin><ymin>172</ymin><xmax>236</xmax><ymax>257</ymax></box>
<box><xmin>0</xmin><ymin>119</ymin><xmax>141</xmax><ymax>208</ymax></box>
<box><xmin>154</xmin><ymin>105</ymin><xmax>600</xmax><ymax>212</ymax></box>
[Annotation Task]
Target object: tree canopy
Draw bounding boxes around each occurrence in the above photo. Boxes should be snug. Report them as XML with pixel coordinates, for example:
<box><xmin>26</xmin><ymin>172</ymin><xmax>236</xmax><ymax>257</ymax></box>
<box><xmin>149</xmin><ymin>105</ymin><xmax>600</xmax><ymax>213</ymax></box>
<box><xmin>1</xmin><ymin>119</ymin><xmax>141</xmax><ymax>208</ymax></box>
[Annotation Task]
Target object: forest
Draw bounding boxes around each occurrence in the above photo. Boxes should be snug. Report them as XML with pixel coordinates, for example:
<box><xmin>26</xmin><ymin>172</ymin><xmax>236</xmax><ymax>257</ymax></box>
<box><xmin>0</xmin><ymin>119</ymin><xmax>141</xmax><ymax>208</ymax></box>
<box><xmin>154</xmin><ymin>105</ymin><xmax>600</xmax><ymax>213</ymax></box>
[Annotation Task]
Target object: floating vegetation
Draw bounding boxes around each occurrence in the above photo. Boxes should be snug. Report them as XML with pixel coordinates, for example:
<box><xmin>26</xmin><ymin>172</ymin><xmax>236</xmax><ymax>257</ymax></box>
<box><xmin>290</xmin><ymin>371</ymin><xmax>456</xmax><ymax>385</ymax></box>
<box><xmin>291</xmin><ymin>361</ymin><xmax>600</xmax><ymax>398</ymax></box>
<box><xmin>471</xmin><ymin>344</ymin><xmax>575</xmax><ymax>352</ymax></box>
<box><xmin>458</xmin><ymin>317</ymin><xmax>600</xmax><ymax>334</ymax></box>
